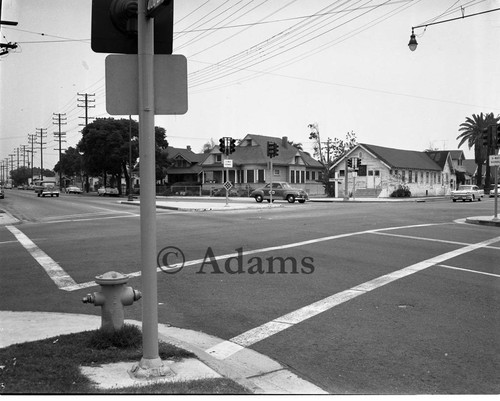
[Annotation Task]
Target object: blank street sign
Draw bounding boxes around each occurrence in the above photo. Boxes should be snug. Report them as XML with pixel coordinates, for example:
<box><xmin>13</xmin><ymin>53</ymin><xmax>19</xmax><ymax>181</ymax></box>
<box><xmin>106</xmin><ymin>54</ymin><xmax>188</xmax><ymax>115</ymax></box>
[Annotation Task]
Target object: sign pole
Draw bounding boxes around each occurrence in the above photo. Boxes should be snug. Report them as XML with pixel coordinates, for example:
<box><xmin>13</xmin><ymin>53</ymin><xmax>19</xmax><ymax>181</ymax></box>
<box><xmin>130</xmin><ymin>0</ymin><xmax>171</xmax><ymax>379</ymax></box>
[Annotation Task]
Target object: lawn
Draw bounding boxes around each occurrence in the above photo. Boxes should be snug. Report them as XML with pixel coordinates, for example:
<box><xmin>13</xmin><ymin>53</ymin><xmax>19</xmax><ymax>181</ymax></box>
<box><xmin>0</xmin><ymin>324</ymin><xmax>250</xmax><ymax>394</ymax></box>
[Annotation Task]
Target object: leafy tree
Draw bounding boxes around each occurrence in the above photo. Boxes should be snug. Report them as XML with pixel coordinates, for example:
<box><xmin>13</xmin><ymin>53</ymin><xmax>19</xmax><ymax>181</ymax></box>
<box><xmin>77</xmin><ymin>118</ymin><xmax>168</xmax><ymax>195</ymax></box>
<box><xmin>54</xmin><ymin>147</ymin><xmax>83</xmax><ymax>187</ymax></box>
<box><xmin>308</xmin><ymin>123</ymin><xmax>357</xmax><ymax>196</ymax></box>
<box><xmin>457</xmin><ymin>112</ymin><xmax>499</xmax><ymax>188</ymax></box>
<box><xmin>10</xmin><ymin>167</ymin><xmax>31</xmax><ymax>186</ymax></box>
<box><xmin>201</xmin><ymin>138</ymin><xmax>217</xmax><ymax>153</ymax></box>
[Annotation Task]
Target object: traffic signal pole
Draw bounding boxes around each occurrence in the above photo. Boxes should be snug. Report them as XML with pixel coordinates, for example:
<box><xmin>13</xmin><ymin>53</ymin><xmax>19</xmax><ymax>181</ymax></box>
<box><xmin>130</xmin><ymin>0</ymin><xmax>171</xmax><ymax>379</ymax></box>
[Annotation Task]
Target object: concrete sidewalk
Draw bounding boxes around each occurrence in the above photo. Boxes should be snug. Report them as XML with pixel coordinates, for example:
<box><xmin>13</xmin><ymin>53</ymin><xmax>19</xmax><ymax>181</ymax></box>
<box><xmin>0</xmin><ymin>311</ymin><xmax>327</xmax><ymax>394</ymax></box>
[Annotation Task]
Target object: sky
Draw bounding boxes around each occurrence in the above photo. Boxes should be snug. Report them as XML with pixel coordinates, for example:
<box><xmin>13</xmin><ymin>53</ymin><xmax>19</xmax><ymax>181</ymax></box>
<box><xmin>2</xmin><ymin>0</ymin><xmax>500</xmax><ymax>172</ymax></box>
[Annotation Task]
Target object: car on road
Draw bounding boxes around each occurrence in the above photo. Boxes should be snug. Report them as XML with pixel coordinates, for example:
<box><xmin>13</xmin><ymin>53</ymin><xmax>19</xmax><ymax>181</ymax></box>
<box><xmin>451</xmin><ymin>185</ymin><xmax>484</xmax><ymax>202</ymax></box>
<box><xmin>250</xmin><ymin>181</ymin><xmax>309</xmax><ymax>203</ymax></box>
<box><xmin>97</xmin><ymin>187</ymin><xmax>119</xmax><ymax>196</ymax></box>
<box><xmin>66</xmin><ymin>186</ymin><xmax>83</xmax><ymax>194</ymax></box>
<box><xmin>0</xmin><ymin>187</ymin><xmax>4</xmax><ymax>199</ymax></box>
<box><xmin>489</xmin><ymin>184</ymin><xmax>500</xmax><ymax>197</ymax></box>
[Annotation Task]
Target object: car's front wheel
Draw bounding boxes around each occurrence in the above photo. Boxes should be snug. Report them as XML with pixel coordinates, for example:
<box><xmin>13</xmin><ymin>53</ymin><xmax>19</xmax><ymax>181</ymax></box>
<box><xmin>287</xmin><ymin>195</ymin><xmax>295</xmax><ymax>203</ymax></box>
<box><xmin>255</xmin><ymin>195</ymin><xmax>263</xmax><ymax>203</ymax></box>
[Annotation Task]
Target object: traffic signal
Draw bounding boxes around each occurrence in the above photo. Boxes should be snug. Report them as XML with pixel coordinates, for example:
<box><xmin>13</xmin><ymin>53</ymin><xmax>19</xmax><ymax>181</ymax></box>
<box><xmin>91</xmin><ymin>0</ymin><xmax>174</xmax><ymax>54</ymax></box>
<box><xmin>219</xmin><ymin>138</ymin><xmax>226</xmax><ymax>155</ymax></box>
<box><xmin>267</xmin><ymin>141</ymin><xmax>279</xmax><ymax>158</ymax></box>
<box><xmin>482</xmin><ymin>127</ymin><xmax>493</xmax><ymax>147</ymax></box>
<box><xmin>347</xmin><ymin>158</ymin><xmax>352</xmax><ymax>168</ymax></box>
<box><xmin>229</xmin><ymin>138</ymin><xmax>236</xmax><ymax>154</ymax></box>
<box><xmin>496</xmin><ymin>125</ymin><xmax>500</xmax><ymax>149</ymax></box>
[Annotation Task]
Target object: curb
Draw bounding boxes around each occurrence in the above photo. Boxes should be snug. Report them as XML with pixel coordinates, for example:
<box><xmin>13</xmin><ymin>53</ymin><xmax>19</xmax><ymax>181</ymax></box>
<box><xmin>0</xmin><ymin>209</ymin><xmax>19</xmax><ymax>225</ymax></box>
<box><xmin>120</xmin><ymin>200</ymin><xmax>284</xmax><ymax>211</ymax></box>
<box><xmin>0</xmin><ymin>311</ymin><xmax>327</xmax><ymax>394</ymax></box>
<box><xmin>464</xmin><ymin>216</ymin><xmax>500</xmax><ymax>227</ymax></box>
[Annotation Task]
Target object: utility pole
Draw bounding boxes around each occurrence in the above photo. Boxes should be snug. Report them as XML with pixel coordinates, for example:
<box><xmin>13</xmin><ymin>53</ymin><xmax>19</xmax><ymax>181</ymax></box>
<box><xmin>28</xmin><ymin>133</ymin><xmax>36</xmax><ymax>183</ymax></box>
<box><xmin>36</xmin><ymin>128</ymin><xmax>47</xmax><ymax>180</ymax></box>
<box><xmin>20</xmin><ymin>145</ymin><xmax>27</xmax><ymax>168</ymax></box>
<box><xmin>0</xmin><ymin>0</ymin><xmax>18</xmax><ymax>56</ymax></box>
<box><xmin>78</xmin><ymin>93</ymin><xmax>95</xmax><ymax>192</ymax></box>
<box><xmin>16</xmin><ymin>147</ymin><xmax>19</xmax><ymax>170</ymax></box>
<box><xmin>77</xmin><ymin>93</ymin><xmax>95</xmax><ymax>127</ymax></box>
<box><xmin>53</xmin><ymin>113</ymin><xmax>67</xmax><ymax>190</ymax></box>
<box><xmin>8</xmin><ymin>153</ymin><xmax>14</xmax><ymax>182</ymax></box>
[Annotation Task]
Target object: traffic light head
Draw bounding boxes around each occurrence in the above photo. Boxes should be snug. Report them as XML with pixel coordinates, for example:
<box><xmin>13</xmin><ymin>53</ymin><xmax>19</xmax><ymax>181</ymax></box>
<box><xmin>347</xmin><ymin>158</ymin><xmax>352</xmax><ymax>168</ymax></box>
<box><xmin>91</xmin><ymin>0</ymin><xmax>173</xmax><ymax>54</ymax></box>
<box><xmin>219</xmin><ymin>138</ymin><xmax>226</xmax><ymax>154</ymax></box>
<box><xmin>483</xmin><ymin>126</ymin><xmax>493</xmax><ymax>147</ymax></box>
<box><xmin>497</xmin><ymin>125</ymin><xmax>500</xmax><ymax>149</ymax></box>
<box><xmin>229</xmin><ymin>138</ymin><xmax>236</xmax><ymax>154</ymax></box>
<box><xmin>267</xmin><ymin>141</ymin><xmax>273</xmax><ymax>157</ymax></box>
<box><xmin>274</xmin><ymin>143</ymin><xmax>279</xmax><ymax>157</ymax></box>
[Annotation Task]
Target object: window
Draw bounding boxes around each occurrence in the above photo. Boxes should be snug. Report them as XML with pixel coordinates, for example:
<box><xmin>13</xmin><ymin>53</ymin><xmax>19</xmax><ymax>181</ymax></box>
<box><xmin>401</xmin><ymin>171</ymin><xmax>406</xmax><ymax>182</ymax></box>
<box><xmin>301</xmin><ymin>171</ymin><xmax>305</xmax><ymax>183</ymax></box>
<box><xmin>215</xmin><ymin>155</ymin><xmax>222</xmax><ymax>163</ymax></box>
<box><xmin>368</xmin><ymin>170</ymin><xmax>374</xmax><ymax>176</ymax></box>
<box><xmin>257</xmin><ymin>169</ymin><xmax>265</xmax><ymax>183</ymax></box>
<box><xmin>339</xmin><ymin>170</ymin><xmax>345</xmax><ymax>177</ymax></box>
<box><xmin>374</xmin><ymin>170</ymin><xmax>380</xmax><ymax>176</ymax></box>
<box><xmin>414</xmin><ymin>171</ymin><xmax>418</xmax><ymax>183</ymax></box>
<box><xmin>409</xmin><ymin>170</ymin><xmax>412</xmax><ymax>183</ymax></box>
<box><xmin>247</xmin><ymin>170</ymin><xmax>254</xmax><ymax>183</ymax></box>
<box><xmin>312</xmin><ymin>171</ymin><xmax>316</xmax><ymax>180</ymax></box>
<box><xmin>426</xmin><ymin>172</ymin><xmax>429</xmax><ymax>183</ymax></box>
<box><xmin>290</xmin><ymin>170</ymin><xmax>295</xmax><ymax>183</ymax></box>
<box><xmin>274</xmin><ymin>169</ymin><xmax>280</xmax><ymax>176</ymax></box>
<box><xmin>306</xmin><ymin>171</ymin><xmax>310</xmax><ymax>180</ymax></box>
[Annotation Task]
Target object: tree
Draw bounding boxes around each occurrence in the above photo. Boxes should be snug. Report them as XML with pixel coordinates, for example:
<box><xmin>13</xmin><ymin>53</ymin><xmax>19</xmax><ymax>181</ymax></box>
<box><xmin>457</xmin><ymin>112</ymin><xmax>499</xmax><ymax>188</ymax></box>
<box><xmin>201</xmin><ymin>138</ymin><xmax>217</xmax><ymax>153</ymax></box>
<box><xmin>54</xmin><ymin>147</ymin><xmax>83</xmax><ymax>187</ymax></box>
<box><xmin>289</xmin><ymin>141</ymin><xmax>303</xmax><ymax>151</ymax></box>
<box><xmin>77</xmin><ymin>117</ymin><xmax>168</xmax><ymax>195</ymax></box>
<box><xmin>10</xmin><ymin>167</ymin><xmax>31</xmax><ymax>186</ymax></box>
<box><xmin>308</xmin><ymin>123</ymin><xmax>357</xmax><ymax>196</ymax></box>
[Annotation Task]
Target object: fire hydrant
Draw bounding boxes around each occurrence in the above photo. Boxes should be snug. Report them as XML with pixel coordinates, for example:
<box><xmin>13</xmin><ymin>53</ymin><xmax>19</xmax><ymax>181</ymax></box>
<box><xmin>82</xmin><ymin>271</ymin><xmax>142</xmax><ymax>333</ymax></box>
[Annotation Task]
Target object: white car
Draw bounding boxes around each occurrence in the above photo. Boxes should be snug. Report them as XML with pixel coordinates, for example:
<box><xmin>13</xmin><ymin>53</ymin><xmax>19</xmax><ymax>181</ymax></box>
<box><xmin>66</xmin><ymin>186</ymin><xmax>82</xmax><ymax>194</ymax></box>
<box><xmin>97</xmin><ymin>187</ymin><xmax>119</xmax><ymax>196</ymax></box>
<box><xmin>489</xmin><ymin>184</ymin><xmax>500</xmax><ymax>197</ymax></box>
<box><xmin>451</xmin><ymin>185</ymin><xmax>484</xmax><ymax>202</ymax></box>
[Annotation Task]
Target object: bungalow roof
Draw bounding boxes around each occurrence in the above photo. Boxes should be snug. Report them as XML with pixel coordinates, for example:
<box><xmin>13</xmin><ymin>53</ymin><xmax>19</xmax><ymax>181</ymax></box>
<box><xmin>360</xmin><ymin>144</ymin><xmax>442</xmax><ymax>171</ymax></box>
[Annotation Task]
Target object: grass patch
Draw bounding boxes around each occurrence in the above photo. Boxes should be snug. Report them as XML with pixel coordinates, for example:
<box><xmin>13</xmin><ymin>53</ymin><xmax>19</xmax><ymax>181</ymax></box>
<box><xmin>0</xmin><ymin>324</ymin><xmax>250</xmax><ymax>394</ymax></box>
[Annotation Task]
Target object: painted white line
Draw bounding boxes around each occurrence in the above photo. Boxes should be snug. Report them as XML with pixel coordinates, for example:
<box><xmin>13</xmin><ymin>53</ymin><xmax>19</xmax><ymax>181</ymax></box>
<box><xmin>206</xmin><ymin>235</ymin><xmax>500</xmax><ymax>360</ymax></box>
<box><xmin>372</xmin><ymin>231</ymin><xmax>500</xmax><ymax>248</ymax></box>
<box><xmin>66</xmin><ymin>223</ymin><xmax>449</xmax><ymax>291</ymax></box>
<box><xmin>6</xmin><ymin>225</ymin><xmax>77</xmax><ymax>290</ymax></box>
<box><xmin>437</xmin><ymin>264</ymin><xmax>500</xmax><ymax>278</ymax></box>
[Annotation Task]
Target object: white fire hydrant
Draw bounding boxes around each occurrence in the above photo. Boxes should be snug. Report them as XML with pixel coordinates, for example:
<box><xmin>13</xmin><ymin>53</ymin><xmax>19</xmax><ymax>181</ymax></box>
<box><xmin>82</xmin><ymin>271</ymin><xmax>142</xmax><ymax>333</ymax></box>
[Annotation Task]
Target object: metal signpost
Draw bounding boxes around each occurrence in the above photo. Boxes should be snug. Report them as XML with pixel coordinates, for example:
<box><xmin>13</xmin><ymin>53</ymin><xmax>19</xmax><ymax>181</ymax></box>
<box><xmin>490</xmin><ymin>155</ymin><xmax>500</xmax><ymax>220</ymax></box>
<box><xmin>92</xmin><ymin>0</ymin><xmax>187</xmax><ymax>380</ymax></box>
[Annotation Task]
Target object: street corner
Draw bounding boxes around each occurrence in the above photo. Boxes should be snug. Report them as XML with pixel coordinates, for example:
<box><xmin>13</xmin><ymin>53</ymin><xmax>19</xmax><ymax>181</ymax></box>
<box><xmin>0</xmin><ymin>209</ymin><xmax>19</xmax><ymax>225</ymax></box>
<box><xmin>465</xmin><ymin>216</ymin><xmax>500</xmax><ymax>227</ymax></box>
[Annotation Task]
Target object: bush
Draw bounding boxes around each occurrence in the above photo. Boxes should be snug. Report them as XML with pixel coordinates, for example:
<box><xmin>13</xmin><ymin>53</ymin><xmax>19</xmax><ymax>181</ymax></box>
<box><xmin>390</xmin><ymin>184</ymin><xmax>411</xmax><ymax>198</ymax></box>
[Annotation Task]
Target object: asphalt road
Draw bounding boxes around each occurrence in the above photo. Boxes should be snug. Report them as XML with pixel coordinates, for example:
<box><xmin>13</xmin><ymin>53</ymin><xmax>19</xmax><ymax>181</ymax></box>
<box><xmin>1</xmin><ymin>189</ymin><xmax>499</xmax><ymax>394</ymax></box>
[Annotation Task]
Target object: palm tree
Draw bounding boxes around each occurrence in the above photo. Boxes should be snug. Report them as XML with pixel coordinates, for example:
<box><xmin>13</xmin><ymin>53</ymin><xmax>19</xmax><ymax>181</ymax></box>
<box><xmin>457</xmin><ymin>112</ymin><xmax>499</xmax><ymax>188</ymax></box>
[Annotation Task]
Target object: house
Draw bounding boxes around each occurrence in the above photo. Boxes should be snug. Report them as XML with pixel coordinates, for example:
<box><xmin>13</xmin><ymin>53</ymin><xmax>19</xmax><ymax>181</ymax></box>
<box><xmin>163</xmin><ymin>146</ymin><xmax>206</xmax><ymax>184</ymax></box>
<box><xmin>330</xmin><ymin>143</ymin><xmax>458</xmax><ymax>198</ymax></box>
<box><xmin>199</xmin><ymin>134</ymin><xmax>325</xmax><ymax>195</ymax></box>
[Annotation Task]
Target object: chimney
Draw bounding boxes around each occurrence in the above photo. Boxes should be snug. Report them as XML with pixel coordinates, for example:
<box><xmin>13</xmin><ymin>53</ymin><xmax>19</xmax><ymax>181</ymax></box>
<box><xmin>282</xmin><ymin>136</ymin><xmax>288</xmax><ymax>148</ymax></box>
<box><xmin>186</xmin><ymin>145</ymin><xmax>191</xmax><ymax>151</ymax></box>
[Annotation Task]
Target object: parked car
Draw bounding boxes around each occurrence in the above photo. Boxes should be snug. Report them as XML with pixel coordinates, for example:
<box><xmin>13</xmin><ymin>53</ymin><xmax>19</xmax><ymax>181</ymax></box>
<box><xmin>489</xmin><ymin>184</ymin><xmax>500</xmax><ymax>197</ymax></box>
<box><xmin>451</xmin><ymin>185</ymin><xmax>484</xmax><ymax>202</ymax></box>
<box><xmin>97</xmin><ymin>187</ymin><xmax>119</xmax><ymax>196</ymax></box>
<box><xmin>66</xmin><ymin>186</ymin><xmax>82</xmax><ymax>194</ymax></box>
<box><xmin>0</xmin><ymin>187</ymin><xmax>4</xmax><ymax>199</ymax></box>
<box><xmin>250</xmin><ymin>182</ymin><xmax>309</xmax><ymax>203</ymax></box>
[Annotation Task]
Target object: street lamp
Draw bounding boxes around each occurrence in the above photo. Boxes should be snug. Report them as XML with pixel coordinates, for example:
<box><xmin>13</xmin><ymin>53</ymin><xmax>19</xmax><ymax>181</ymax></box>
<box><xmin>408</xmin><ymin>28</ymin><xmax>418</xmax><ymax>51</ymax></box>
<box><xmin>408</xmin><ymin>6</ymin><xmax>500</xmax><ymax>51</ymax></box>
